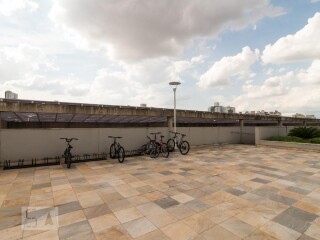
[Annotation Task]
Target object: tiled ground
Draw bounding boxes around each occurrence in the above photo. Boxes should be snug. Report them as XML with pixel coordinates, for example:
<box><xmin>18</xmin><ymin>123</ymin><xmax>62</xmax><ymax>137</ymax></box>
<box><xmin>1</xmin><ymin>144</ymin><xmax>320</xmax><ymax>240</ymax></box>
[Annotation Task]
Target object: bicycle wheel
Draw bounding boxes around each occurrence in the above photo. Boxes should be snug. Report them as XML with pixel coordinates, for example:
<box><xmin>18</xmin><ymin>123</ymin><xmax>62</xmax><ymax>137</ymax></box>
<box><xmin>63</xmin><ymin>149</ymin><xmax>68</xmax><ymax>163</ymax></box>
<box><xmin>161</xmin><ymin>143</ymin><xmax>169</xmax><ymax>158</ymax></box>
<box><xmin>146</xmin><ymin>141</ymin><xmax>156</xmax><ymax>154</ymax></box>
<box><xmin>150</xmin><ymin>143</ymin><xmax>160</xmax><ymax>158</ymax></box>
<box><xmin>179</xmin><ymin>141</ymin><xmax>190</xmax><ymax>155</ymax></box>
<box><xmin>109</xmin><ymin>144</ymin><xmax>116</xmax><ymax>159</ymax></box>
<box><xmin>66</xmin><ymin>154</ymin><xmax>72</xmax><ymax>168</ymax></box>
<box><xmin>167</xmin><ymin>139</ymin><xmax>175</xmax><ymax>152</ymax></box>
<box><xmin>118</xmin><ymin>147</ymin><xmax>125</xmax><ymax>163</ymax></box>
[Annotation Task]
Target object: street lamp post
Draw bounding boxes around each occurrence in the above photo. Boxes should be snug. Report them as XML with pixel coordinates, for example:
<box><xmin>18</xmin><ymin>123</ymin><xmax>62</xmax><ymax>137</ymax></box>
<box><xmin>169</xmin><ymin>81</ymin><xmax>181</xmax><ymax>133</ymax></box>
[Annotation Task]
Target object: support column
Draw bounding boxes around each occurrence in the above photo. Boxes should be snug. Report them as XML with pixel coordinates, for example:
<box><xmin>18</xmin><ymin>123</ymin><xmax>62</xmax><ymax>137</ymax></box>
<box><xmin>167</xmin><ymin>116</ymin><xmax>173</xmax><ymax>131</ymax></box>
<box><xmin>0</xmin><ymin>117</ymin><xmax>6</xmax><ymax>129</ymax></box>
<box><xmin>277</xmin><ymin>117</ymin><xmax>284</xmax><ymax>127</ymax></box>
<box><xmin>240</xmin><ymin>119</ymin><xmax>244</xmax><ymax>144</ymax></box>
<box><xmin>303</xmin><ymin>120</ymin><xmax>307</xmax><ymax>126</ymax></box>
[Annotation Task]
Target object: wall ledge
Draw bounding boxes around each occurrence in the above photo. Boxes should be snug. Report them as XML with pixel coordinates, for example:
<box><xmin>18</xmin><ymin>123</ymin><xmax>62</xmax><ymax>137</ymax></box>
<box><xmin>257</xmin><ymin>140</ymin><xmax>320</xmax><ymax>151</ymax></box>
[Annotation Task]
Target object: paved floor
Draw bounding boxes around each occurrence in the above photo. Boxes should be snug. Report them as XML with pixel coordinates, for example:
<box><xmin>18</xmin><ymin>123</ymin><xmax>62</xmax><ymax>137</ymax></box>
<box><xmin>0</xmin><ymin>145</ymin><xmax>320</xmax><ymax>240</ymax></box>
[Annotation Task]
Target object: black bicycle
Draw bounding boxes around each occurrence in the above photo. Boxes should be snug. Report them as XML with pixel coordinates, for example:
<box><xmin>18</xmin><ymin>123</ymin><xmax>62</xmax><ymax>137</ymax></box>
<box><xmin>138</xmin><ymin>135</ymin><xmax>156</xmax><ymax>155</ymax></box>
<box><xmin>109</xmin><ymin>136</ymin><xmax>125</xmax><ymax>163</ymax></box>
<box><xmin>60</xmin><ymin>138</ymin><xmax>78</xmax><ymax>168</ymax></box>
<box><xmin>167</xmin><ymin>131</ymin><xmax>190</xmax><ymax>155</ymax></box>
<box><xmin>149</xmin><ymin>133</ymin><xmax>169</xmax><ymax>158</ymax></box>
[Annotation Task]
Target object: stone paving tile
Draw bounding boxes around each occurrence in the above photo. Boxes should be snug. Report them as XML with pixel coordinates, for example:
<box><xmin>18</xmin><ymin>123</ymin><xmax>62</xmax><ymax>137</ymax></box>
<box><xmin>261</xmin><ymin>221</ymin><xmax>302</xmax><ymax>240</ymax></box>
<box><xmin>114</xmin><ymin>207</ymin><xmax>143</xmax><ymax>223</ymax></box>
<box><xmin>123</xmin><ymin>217</ymin><xmax>157</xmax><ymax>238</ymax></box>
<box><xmin>154</xmin><ymin>197</ymin><xmax>180</xmax><ymax>209</ymax></box>
<box><xmin>146</xmin><ymin>211</ymin><xmax>177</xmax><ymax>228</ymax></box>
<box><xmin>243</xmin><ymin>230</ymin><xmax>278</xmax><ymax>240</ymax></box>
<box><xmin>182</xmin><ymin>213</ymin><xmax>216</xmax><ymax>233</ymax></box>
<box><xmin>95</xmin><ymin>225</ymin><xmax>131</xmax><ymax>240</ymax></box>
<box><xmin>220</xmin><ymin>217</ymin><xmax>257</xmax><ymax>238</ymax></box>
<box><xmin>184</xmin><ymin>199</ymin><xmax>210</xmax><ymax>213</ymax></box>
<box><xmin>88</xmin><ymin>213</ymin><xmax>120</xmax><ymax>233</ymax></box>
<box><xmin>161</xmin><ymin>220</ymin><xmax>197</xmax><ymax>240</ymax></box>
<box><xmin>1</xmin><ymin>145</ymin><xmax>320</xmax><ymax>239</ymax></box>
<box><xmin>304</xmin><ymin>224</ymin><xmax>320</xmax><ymax>240</ymax></box>
<box><xmin>83</xmin><ymin>203</ymin><xmax>111</xmax><ymax>219</ymax></box>
<box><xmin>135</xmin><ymin>229</ymin><xmax>170</xmax><ymax>240</ymax></box>
<box><xmin>56</xmin><ymin>201</ymin><xmax>82</xmax><ymax>215</ymax></box>
<box><xmin>251</xmin><ymin>177</ymin><xmax>271</xmax><ymax>184</ymax></box>
<box><xmin>58</xmin><ymin>220</ymin><xmax>92</xmax><ymax>239</ymax></box>
<box><xmin>201</xmin><ymin>225</ymin><xmax>241</xmax><ymax>240</ymax></box>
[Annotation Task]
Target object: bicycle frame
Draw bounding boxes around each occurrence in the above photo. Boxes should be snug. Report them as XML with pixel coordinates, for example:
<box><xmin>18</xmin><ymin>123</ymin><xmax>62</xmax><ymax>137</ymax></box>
<box><xmin>60</xmin><ymin>138</ymin><xmax>78</xmax><ymax>168</ymax></box>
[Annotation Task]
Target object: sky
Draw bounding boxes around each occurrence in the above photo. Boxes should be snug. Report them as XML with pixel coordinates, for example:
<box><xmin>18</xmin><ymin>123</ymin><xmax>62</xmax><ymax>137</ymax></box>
<box><xmin>0</xmin><ymin>0</ymin><xmax>319</xmax><ymax>117</ymax></box>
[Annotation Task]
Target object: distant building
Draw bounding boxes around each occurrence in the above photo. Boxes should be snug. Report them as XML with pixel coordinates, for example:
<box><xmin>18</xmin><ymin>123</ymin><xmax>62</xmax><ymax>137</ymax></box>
<box><xmin>140</xmin><ymin>103</ymin><xmax>147</xmax><ymax>107</ymax></box>
<box><xmin>293</xmin><ymin>113</ymin><xmax>305</xmax><ymax>118</ymax></box>
<box><xmin>244</xmin><ymin>110</ymin><xmax>281</xmax><ymax>116</ymax></box>
<box><xmin>5</xmin><ymin>91</ymin><xmax>18</xmax><ymax>99</ymax></box>
<box><xmin>306</xmin><ymin>115</ymin><xmax>316</xmax><ymax>119</ymax></box>
<box><xmin>208</xmin><ymin>102</ymin><xmax>236</xmax><ymax>114</ymax></box>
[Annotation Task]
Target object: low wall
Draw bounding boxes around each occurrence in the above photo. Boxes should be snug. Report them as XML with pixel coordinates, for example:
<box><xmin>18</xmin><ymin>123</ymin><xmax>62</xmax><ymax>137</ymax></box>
<box><xmin>257</xmin><ymin>140</ymin><xmax>320</xmax><ymax>151</ymax></box>
<box><xmin>0</xmin><ymin>126</ymin><xmax>245</xmax><ymax>162</ymax></box>
<box><xmin>254</xmin><ymin>126</ymin><xmax>294</xmax><ymax>145</ymax></box>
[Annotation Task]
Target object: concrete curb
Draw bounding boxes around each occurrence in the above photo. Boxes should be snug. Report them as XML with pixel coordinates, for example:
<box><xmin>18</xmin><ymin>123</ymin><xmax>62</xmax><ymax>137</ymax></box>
<box><xmin>257</xmin><ymin>140</ymin><xmax>320</xmax><ymax>151</ymax></box>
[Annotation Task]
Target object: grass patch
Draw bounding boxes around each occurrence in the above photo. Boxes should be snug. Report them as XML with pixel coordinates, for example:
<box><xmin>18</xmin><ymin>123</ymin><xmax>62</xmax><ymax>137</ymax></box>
<box><xmin>266</xmin><ymin>136</ymin><xmax>320</xmax><ymax>144</ymax></box>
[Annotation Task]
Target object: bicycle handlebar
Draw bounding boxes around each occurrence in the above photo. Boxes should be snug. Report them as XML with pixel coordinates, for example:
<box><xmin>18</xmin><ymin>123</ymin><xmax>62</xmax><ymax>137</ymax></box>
<box><xmin>108</xmin><ymin>136</ymin><xmax>122</xmax><ymax>139</ymax></box>
<box><xmin>149</xmin><ymin>132</ymin><xmax>161</xmax><ymax>135</ymax></box>
<box><xmin>60</xmin><ymin>138</ymin><xmax>78</xmax><ymax>142</ymax></box>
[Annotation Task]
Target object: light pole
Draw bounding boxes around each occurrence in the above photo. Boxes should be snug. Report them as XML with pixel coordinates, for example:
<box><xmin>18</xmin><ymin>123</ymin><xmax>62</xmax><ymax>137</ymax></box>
<box><xmin>169</xmin><ymin>81</ymin><xmax>181</xmax><ymax>133</ymax></box>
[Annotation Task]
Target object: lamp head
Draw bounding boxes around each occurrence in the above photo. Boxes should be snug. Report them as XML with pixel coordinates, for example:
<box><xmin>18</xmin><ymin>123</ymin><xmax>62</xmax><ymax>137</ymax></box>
<box><xmin>169</xmin><ymin>81</ymin><xmax>181</xmax><ymax>89</ymax></box>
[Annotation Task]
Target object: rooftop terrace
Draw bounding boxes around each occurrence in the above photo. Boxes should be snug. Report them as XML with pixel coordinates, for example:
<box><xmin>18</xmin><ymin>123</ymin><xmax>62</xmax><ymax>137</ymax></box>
<box><xmin>0</xmin><ymin>145</ymin><xmax>320</xmax><ymax>239</ymax></box>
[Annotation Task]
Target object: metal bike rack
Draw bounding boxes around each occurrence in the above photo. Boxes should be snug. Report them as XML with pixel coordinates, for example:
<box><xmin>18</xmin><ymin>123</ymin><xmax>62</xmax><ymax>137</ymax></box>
<box><xmin>2</xmin><ymin>152</ymin><xmax>110</xmax><ymax>170</ymax></box>
<box><xmin>3</xmin><ymin>156</ymin><xmax>61</xmax><ymax>170</ymax></box>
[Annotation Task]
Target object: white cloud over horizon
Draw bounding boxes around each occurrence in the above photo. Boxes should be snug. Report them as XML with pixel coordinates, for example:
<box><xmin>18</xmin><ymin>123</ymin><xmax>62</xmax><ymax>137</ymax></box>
<box><xmin>262</xmin><ymin>12</ymin><xmax>320</xmax><ymax>64</ymax></box>
<box><xmin>0</xmin><ymin>0</ymin><xmax>38</xmax><ymax>16</ymax></box>
<box><xmin>198</xmin><ymin>47</ymin><xmax>259</xmax><ymax>88</ymax></box>
<box><xmin>233</xmin><ymin>59</ymin><xmax>320</xmax><ymax>115</ymax></box>
<box><xmin>49</xmin><ymin>0</ymin><xmax>283</xmax><ymax>62</ymax></box>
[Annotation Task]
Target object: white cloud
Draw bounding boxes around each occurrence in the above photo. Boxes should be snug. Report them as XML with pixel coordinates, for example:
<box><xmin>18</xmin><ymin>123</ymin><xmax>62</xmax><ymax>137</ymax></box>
<box><xmin>0</xmin><ymin>0</ymin><xmax>38</xmax><ymax>16</ymax></box>
<box><xmin>298</xmin><ymin>59</ymin><xmax>320</xmax><ymax>84</ymax></box>
<box><xmin>198</xmin><ymin>47</ymin><xmax>259</xmax><ymax>88</ymax></box>
<box><xmin>1</xmin><ymin>74</ymin><xmax>89</xmax><ymax>99</ymax></box>
<box><xmin>0</xmin><ymin>44</ymin><xmax>53</xmax><ymax>83</ymax></box>
<box><xmin>262</xmin><ymin>12</ymin><xmax>320</xmax><ymax>64</ymax></box>
<box><xmin>232</xmin><ymin>61</ymin><xmax>320</xmax><ymax>115</ymax></box>
<box><xmin>311</xmin><ymin>0</ymin><xmax>320</xmax><ymax>3</ymax></box>
<box><xmin>49</xmin><ymin>0</ymin><xmax>283</xmax><ymax>61</ymax></box>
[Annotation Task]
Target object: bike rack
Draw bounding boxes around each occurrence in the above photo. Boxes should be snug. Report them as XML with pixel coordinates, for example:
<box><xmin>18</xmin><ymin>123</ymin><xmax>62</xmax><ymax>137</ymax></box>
<box><xmin>3</xmin><ymin>156</ymin><xmax>61</xmax><ymax>170</ymax></box>
<box><xmin>2</xmin><ymin>152</ymin><xmax>110</xmax><ymax>170</ymax></box>
<box><xmin>125</xmin><ymin>149</ymin><xmax>141</xmax><ymax>157</ymax></box>
<box><xmin>71</xmin><ymin>152</ymin><xmax>107</xmax><ymax>163</ymax></box>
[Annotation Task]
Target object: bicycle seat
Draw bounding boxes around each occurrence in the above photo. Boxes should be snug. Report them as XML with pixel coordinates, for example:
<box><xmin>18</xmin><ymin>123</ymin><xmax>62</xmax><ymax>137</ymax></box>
<box><xmin>160</xmin><ymin>135</ymin><xmax>164</xmax><ymax>138</ymax></box>
<box><xmin>117</xmin><ymin>137</ymin><xmax>122</xmax><ymax>139</ymax></box>
<box><xmin>181</xmin><ymin>134</ymin><xmax>186</xmax><ymax>137</ymax></box>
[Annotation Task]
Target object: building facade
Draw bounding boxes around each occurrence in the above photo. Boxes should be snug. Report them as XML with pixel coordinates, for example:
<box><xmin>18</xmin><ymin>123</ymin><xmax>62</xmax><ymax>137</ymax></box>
<box><xmin>5</xmin><ymin>91</ymin><xmax>18</xmax><ymax>99</ymax></box>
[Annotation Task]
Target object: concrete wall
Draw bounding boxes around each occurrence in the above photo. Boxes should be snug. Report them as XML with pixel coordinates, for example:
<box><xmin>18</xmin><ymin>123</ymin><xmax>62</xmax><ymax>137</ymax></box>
<box><xmin>255</xmin><ymin>126</ymin><xmax>291</xmax><ymax>144</ymax></box>
<box><xmin>3</xmin><ymin>125</ymin><xmax>317</xmax><ymax>163</ymax></box>
<box><xmin>0</xmin><ymin>126</ymin><xmax>244</xmax><ymax>162</ymax></box>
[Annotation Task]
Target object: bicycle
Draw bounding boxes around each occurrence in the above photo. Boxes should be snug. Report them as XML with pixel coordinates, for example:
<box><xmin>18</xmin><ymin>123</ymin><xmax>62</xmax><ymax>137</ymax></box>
<box><xmin>109</xmin><ymin>136</ymin><xmax>125</xmax><ymax>163</ymax></box>
<box><xmin>138</xmin><ymin>135</ymin><xmax>156</xmax><ymax>155</ymax></box>
<box><xmin>149</xmin><ymin>133</ymin><xmax>169</xmax><ymax>158</ymax></box>
<box><xmin>60</xmin><ymin>138</ymin><xmax>78</xmax><ymax>168</ymax></box>
<box><xmin>167</xmin><ymin>131</ymin><xmax>190</xmax><ymax>155</ymax></box>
